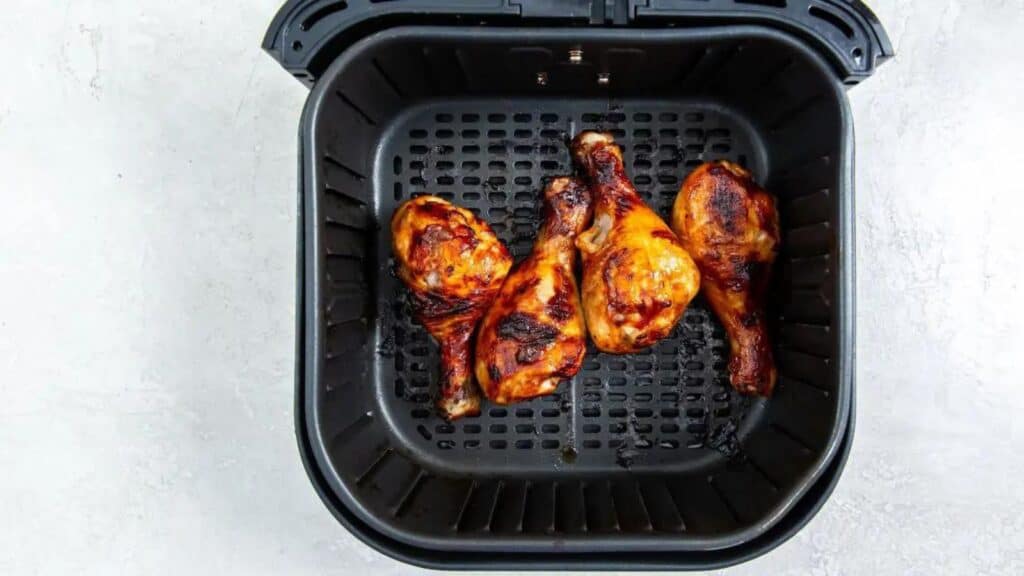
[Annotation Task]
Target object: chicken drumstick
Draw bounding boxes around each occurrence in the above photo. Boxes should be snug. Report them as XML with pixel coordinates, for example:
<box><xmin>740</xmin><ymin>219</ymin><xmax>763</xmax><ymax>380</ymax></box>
<box><xmin>572</xmin><ymin>131</ymin><xmax>701</xmax><ymax>353</ymax></box>
<box><xmin>475</xmin><ymin>177</ymin><xmax>592</xmax><ymax>404</ymax></box>
<box><xmin>391</xmin><ymin>196</ymin><xmax>512</xmax><ymax>419</ymax></box>
<box><xmin>672</xmin><ymin>161</ymin><xmax>780</xmax><ymax>396</ymax></box>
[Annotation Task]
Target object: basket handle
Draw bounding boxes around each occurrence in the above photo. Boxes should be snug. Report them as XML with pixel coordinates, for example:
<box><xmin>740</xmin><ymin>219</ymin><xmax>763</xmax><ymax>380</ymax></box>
<box><xmin>263</xmin><ymin>0</ymin><xmax>892</xmax><ymax>85</ymax></box>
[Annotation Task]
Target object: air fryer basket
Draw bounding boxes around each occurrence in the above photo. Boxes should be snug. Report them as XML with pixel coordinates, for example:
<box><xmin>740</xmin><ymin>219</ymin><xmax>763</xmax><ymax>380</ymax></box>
<box><xmin>307</xmin><ymin>24</ymin><xmax>848</xmax><ymax>547</ymax></box>
<box><xmin>265</xmin><ymin>0</ymin><xmax>891</xmax><ymax>568</ymax></box>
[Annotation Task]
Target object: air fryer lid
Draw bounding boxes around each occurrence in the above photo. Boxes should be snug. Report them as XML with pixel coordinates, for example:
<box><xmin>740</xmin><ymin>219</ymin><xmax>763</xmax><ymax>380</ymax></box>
<box><xmin>264</xmin><ymin>0</ymin><xmax>892</xmax><ymax>85</ymax></box>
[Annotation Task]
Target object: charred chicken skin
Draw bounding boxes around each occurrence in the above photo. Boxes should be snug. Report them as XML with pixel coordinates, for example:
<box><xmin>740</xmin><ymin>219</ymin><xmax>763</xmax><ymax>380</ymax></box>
<box><xmin>672</xmin><ymin>161</ymin><xmax>780</xmax><ymax>396</ymax></box>
<box><xmin>391</xmin><ymin>195</ymin><xmax>513</xmax><ymax>419</ymax></box>
<box><xmin>475</xmin><ymin>177</ymin><xmax>592</xmax><ymax>404</ymax></box>
<box><xmin>572</xmin><ymin>131</ymin><xmax>701</xmax><ymax>353</ymax></box>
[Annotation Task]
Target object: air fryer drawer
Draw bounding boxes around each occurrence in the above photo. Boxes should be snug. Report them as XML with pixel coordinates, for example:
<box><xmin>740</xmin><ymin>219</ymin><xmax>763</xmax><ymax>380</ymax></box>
<box><xmin>298</xmin><ymin>26</ymin><xmax>855</xmax><ymax>555</ymax></box>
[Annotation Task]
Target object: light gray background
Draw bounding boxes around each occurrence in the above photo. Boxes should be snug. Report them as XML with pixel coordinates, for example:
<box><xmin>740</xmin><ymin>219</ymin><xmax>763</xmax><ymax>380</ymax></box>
<box><xmin>2</xmin><ymin>1</ymin><xmax>1022</xmax><ymax>574</ymax></box>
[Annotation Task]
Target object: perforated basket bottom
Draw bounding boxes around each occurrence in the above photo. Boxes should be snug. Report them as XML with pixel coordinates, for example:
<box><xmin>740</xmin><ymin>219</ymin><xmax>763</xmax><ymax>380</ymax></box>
<box><xmin>374</xmin><ymin>98</ymin><xmax>768</xmax><ymax>476</ymax></box>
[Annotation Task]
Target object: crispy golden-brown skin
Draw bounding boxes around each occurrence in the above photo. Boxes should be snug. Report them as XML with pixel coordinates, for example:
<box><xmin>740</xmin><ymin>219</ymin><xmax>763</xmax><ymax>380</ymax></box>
<box><xmin>475</xmin><ymin>178</ymin><xmax>592</xmax><ymax>404</ymax></box>
<box><xmin>572</xmin><ymin>131</ymin><xmax>701</xmax><ymax>354</ymax></box>
<box><xmin>672</xmin><ymin>161</ymin><xmax>780</xmax><ymax>396</ymax></box>
<box><xmin>391</xmin><ymin>196</ymin><xmax>512</xmax><ymax>419</ymax></box>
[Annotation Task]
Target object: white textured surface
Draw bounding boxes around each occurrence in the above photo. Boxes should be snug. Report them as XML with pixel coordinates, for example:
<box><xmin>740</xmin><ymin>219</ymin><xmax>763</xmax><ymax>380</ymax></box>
<box><xmin>1</xmin><ymin>1</ymin><xmax>1023</xmax><ymax>574</ymax></box>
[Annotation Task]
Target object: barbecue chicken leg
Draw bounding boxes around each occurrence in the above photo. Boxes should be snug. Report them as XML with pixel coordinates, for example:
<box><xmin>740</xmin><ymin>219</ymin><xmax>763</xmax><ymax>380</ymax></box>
<box><xmin>572</xmin><ymin>131</ymin><xmax>701</xmax><ymax>353</ymax></box>
<box><xmin>391</xmin><ymin>196</ymin><xmax>513</xmax><ymax>419</ymax></box>
<box><xmin>672</xmin><ymin>161</ymin><xmax>780</xmax><ymax>396</ymax></box>
<box><xmin>475</xmin><ymin>177</ymin><xmax>592</xmax><ymax>403</ymax></box>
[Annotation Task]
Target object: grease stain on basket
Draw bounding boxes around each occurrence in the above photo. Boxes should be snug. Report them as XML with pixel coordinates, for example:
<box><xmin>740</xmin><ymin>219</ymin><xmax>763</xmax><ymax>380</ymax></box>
<box><xmin>615</xmin><ymin>444</ymin><xmax>640</xmax><ymax>469</ymax></box>
<box><xmin>376</xmin><ymin>305</ymin><xmax>397</xmax><ymax>358</ymax></box>
<box><xmin>709</xmin><ymin>419</ymin><xmax>742</xmax><ymax>460</ymax></box>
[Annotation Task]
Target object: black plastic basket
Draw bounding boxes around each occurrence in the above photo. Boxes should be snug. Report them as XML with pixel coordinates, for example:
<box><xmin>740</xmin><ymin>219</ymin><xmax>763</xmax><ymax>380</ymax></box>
<box><xmin>264</xmin><ymin>1</ymin><xmax>891</xmax><ymax>570</ymax></box>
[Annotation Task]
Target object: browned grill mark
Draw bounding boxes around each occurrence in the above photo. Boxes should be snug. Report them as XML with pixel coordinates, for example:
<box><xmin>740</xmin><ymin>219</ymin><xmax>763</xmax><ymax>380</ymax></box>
<box><xmin>650</xmin><ymin>229</ymin><xmax>678</xmax><ymax>242</ymax></box>
<box><xmin>411</xmin><ymin>291</ymin><xmax>476</xmax><ymax>321</ymax></box>
<box><xmin>544</xmin><ymin>270</ymin><xmax>575</xmax><ymax>322</ymax></box>
<box><xmin>413</xmin><ymin>199</ymin><xmax>460</xmax><ymax>220</ymax></box>
<box><xmin>543</xmin><ymin>178</ymin><xmax>592</xmax><ymax>237</ymax></box>
<box><xmin>496</xmin><ymin>312</ymin><xmax>559</xmax><ymax>344</ymax></box>
<box><xmin>602</xmin><ymin>248</ymin><xmax>632</xmax><ymax>316</ymax></box>
<box><xmin>709</xmin><ymin>184</ymin><xmax>744</xmax><ymax>235</ymax></box>
<box><xmin>511</xmin><ymin>276</ymin><xmax>541</xmax><ymax>298</ymax></box>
